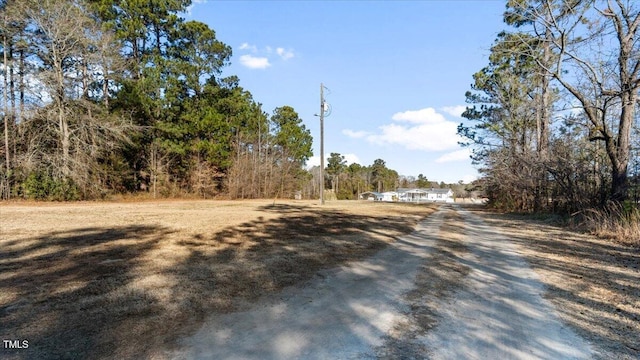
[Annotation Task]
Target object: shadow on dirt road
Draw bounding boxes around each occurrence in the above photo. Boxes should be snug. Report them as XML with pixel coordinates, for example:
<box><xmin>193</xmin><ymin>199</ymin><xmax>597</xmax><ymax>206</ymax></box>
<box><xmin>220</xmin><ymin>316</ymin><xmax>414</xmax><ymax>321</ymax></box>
<box><xmin>174</xmin><ymin>206</ymin><xmax>595</xmax><ymax>359</ymax></box>
<box><xmin>473</xmin><ymin>210</ymin><xmax>640</xmax><ymax>359</ymax></box>
<box><xmin>172</xmin><ymin>209</ymin><xmax>447</xmax><ymax>359</ymax></box>
<box><xmin>421</xmin><ymin>209</ymin><xmax>592</xmax><ymax>359</ymax></box>
<box><xmin>0</xmin><ymin>202</ymin><xmax>430</xmax><ymax>360</ymax></box>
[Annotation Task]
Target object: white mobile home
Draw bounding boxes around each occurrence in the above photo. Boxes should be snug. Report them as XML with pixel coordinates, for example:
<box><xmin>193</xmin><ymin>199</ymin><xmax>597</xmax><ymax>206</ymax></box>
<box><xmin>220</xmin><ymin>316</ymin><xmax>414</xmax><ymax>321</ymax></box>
<box><xmin>380</xmin><ymin>191</ymin><xmax>398</xmax><ymax>202</ymax></box>
<box><xmin>397</xmin><ymin>188</ymin><xmax>454</xmax><ymax>203</ymax></box>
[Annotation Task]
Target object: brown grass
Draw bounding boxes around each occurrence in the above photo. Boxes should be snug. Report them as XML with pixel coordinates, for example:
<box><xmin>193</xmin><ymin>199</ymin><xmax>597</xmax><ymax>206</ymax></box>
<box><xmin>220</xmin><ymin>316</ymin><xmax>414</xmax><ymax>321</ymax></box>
<box><xmin>0</xmin><ymin>199</ymin><xmax>435</xmax><ymax>360</ymax></box>
<box><xmin>469</xmin><ymin>207</ymin><xmax>640</xmax><ymax>360</ymax></box>
<box><xmin>578</xmin><ymin>203</ymin><xmax>640</xmax><ymax>246</ymax></box>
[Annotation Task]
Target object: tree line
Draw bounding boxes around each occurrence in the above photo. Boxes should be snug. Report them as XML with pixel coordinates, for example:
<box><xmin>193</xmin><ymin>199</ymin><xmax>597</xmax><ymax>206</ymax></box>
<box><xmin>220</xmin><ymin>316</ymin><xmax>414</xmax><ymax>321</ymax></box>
<box><xmin>0</xmin><ymin>0</ymin><xmax>314</xmax><ymax>200</ymax></box>
<box><xmin>0</xmin><ymin>0</ymin><xmax>471</xmax><ymax>202</ymax></box>
<box><xmin>313</xmin><ymin>152</ymin><xmax>467</xmax><ymax>200</ymax></box>
<box><xmin>459</xmin><ymin>0</ymin><xmax>640</xmax><ymax>214</ymax></box>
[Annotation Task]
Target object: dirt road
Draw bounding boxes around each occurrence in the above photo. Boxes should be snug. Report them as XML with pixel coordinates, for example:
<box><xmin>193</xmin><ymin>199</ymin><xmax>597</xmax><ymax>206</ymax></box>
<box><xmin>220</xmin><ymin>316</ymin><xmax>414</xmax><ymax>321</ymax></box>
<box><xmin>421</xmin><ymin>208</ymin><xmax>592</xmax><ymax>359</ymax></box>
<box><xmin>172</xmin><ymin>206</ymin><xmax>592</xmax><ymax>359</ymax></box>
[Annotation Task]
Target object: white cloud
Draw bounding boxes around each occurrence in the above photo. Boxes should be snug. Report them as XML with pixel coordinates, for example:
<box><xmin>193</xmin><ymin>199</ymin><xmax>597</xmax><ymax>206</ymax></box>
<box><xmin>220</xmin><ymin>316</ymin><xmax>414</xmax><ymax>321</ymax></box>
<box><xmin>237</xmin><ymin>44</ymin><xmax>294</xmax><ymax>67</ymax></box>
<box><xmin>342</xmin><ymin>129</ymin><xmax>369</xmax><ymax>139</ymax></box>
<box><xmin>276</xmin><ymin>47</ymin><xmax>295</xmax><ymax>60</ymax></box>
<box><xmin>435</xmin><ymin>148</ymin><xmax>471</xmax><ymax>163</ymax></box>
<box><xmin>239</xmin><ymin>43</ymin><xmax>258</xmax><ymax>52</ymax></box>
<box><xmin>391</xmin><ymin>107</ymin><xmax>447</xmax><ymax>124</ymax></box>
<box><xmin>184</xmin><ymin>0</ymin><xmax>207</xmax><ymax>15</ymax></box>
<box><xmin>366</xmin><ymin>107</ymin><xmax>462</xmax><ymax>151</ymax></box>
<box><xmin>461</xmin><ymin>174</ymin><xmax>479</xmax><ymax>184</ymax></box>
<box><xmin>367</xmin><ymin>123</ymin><xmax>458</xmax><ymax>151</ymax></box>
<box><xmin>239</xmin><ymin>55</ymin><xmax>271</xmax><ymax>69</ymax></box>
<box><xmin>441</xmin><ymin>105</ymin><xmax>467</xmax><ymax>118</ymax></box>
<box><xmin>343</xmin><ymin>153</ymin><xmax>360</xmax><ymax>165</ymax></box>
<box><xmin>307</xmin><ymin>156</ymin><xmax>321</xmax><ymax>169</ymax></box>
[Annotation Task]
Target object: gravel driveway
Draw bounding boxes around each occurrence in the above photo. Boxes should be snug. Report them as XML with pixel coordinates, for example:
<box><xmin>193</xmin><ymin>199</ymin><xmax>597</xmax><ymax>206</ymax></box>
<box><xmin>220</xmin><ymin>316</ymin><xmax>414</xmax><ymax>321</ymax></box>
<box><xmin>171</xmin><ymin>206</ymin><xmax>593</xmax><ymax>359</ymax></box>
<box><xmin>421</xmin><ymin>208</ymin><xmax>592</xmax><ymax>359</ymax></box>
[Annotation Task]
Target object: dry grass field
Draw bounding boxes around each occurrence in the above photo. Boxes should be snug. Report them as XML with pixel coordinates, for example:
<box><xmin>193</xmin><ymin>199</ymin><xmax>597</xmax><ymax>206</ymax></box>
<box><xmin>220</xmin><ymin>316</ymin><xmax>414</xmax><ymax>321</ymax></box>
<box><xmin>0</xmin><ymin>199</ymin><xmax>436</xmax><ymax>359</ymax></box>
<box><xmin>2</xmin><ymin>200</ymin><xmax>638</xmax><ymax>359</ymax></box>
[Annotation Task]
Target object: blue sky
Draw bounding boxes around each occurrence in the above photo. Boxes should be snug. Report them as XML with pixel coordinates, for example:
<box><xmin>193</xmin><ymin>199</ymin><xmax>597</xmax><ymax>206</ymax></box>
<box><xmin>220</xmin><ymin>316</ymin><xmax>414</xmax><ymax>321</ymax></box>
<box><xmin>187</xmin><ymin>0</ymin><xmax>507</xmax><ymax>184</ymax></box>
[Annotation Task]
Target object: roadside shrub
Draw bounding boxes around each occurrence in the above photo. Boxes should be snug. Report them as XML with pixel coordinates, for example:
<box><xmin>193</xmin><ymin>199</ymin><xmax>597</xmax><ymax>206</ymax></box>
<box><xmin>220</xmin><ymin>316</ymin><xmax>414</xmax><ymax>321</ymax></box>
<box><xmin>22</xmin><ymin>172</ymin><xmax>80</xmax><ymax>201</ymax></box>
<box><xmin>579</xmin><ymin>202</ymin><xmax>640</xmax><ymax>246</ymax></box>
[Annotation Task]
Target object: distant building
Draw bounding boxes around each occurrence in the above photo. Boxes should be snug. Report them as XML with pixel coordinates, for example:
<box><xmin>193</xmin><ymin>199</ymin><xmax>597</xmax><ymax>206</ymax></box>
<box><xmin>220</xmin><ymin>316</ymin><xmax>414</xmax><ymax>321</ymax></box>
<box><xmin>359</xmin><ymin>191</ymin><xmax>399</xmax><ymax>201</ymax></box>
<box><xmin>380</xmin><ymin>191</ymin><xmax>398</xmax><ymax>202</ymax></box>
<box><xmin>396</xmin><ymin>188</ymin><xmax>454</xmax><ymax>203</ymax></box>
<box><xmin>359</xmin><ymin>188</ymin><xmax>454</xmax><ymax>203</ymax></box>
<box><xmin>360</xmin><ymin>191</ymin><xmax>383</xmax><ymax>201</ymax></box>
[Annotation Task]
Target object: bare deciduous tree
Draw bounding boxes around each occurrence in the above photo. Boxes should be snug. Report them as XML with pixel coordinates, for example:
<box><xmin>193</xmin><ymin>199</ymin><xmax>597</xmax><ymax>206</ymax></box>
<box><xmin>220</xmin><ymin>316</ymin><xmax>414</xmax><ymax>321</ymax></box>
<box><xmin>12</xmin><ymin>0</ymin><xmax>131</xmax><ymax>197</ymax></box>
<box><xmin>511</xmin><ymin>0</ymin><xmax>640</xmax><ymax>202</ymax></box>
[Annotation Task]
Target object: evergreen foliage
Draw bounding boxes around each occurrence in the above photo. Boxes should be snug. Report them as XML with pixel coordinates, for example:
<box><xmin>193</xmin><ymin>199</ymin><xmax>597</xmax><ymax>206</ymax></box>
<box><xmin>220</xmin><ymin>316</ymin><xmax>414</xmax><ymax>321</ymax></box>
<box><xmin>0</xmin><ymin>0</ymin><xmax>324</xmax><ymax>199</ymax></box>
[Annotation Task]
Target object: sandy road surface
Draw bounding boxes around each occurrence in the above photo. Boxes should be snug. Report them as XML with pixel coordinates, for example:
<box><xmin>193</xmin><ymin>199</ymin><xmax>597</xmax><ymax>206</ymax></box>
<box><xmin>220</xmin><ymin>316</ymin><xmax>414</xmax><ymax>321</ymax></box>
<box><xmin>171</xmin><ymin>206</ymin><xmax>592</xmax><ymax>359</ymax></box>
<box><xmin>421</xmin><ymin>208</ymin><xmax>592</xmax><ymax>359</ymax></box>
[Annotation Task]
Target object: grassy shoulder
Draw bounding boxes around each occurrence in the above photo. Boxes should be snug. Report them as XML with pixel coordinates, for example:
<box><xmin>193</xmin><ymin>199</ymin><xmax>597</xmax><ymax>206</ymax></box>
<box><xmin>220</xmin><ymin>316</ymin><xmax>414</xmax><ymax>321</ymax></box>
<box><xmin>0</xmin><ymin>199</ymin><xmax>436</xmax><ymax>360</ymax></box>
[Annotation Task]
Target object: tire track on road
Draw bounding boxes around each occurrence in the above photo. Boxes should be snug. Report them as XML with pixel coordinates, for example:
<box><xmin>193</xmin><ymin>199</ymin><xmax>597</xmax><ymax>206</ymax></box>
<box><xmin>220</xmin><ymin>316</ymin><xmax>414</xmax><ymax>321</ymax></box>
<box><xmin>171</xmin><ymin>207</ymin><xmax>447</xmax><ymax>360</ymax></box>
<box><xmin>420</xmin><ymin>207</ymin><xmax>593</xmax><ymax>359</ymax></box>
<box><xmin>376</xmin><ymin>206</ymin><xmax>470</xmax><ymax>359</ymax></box>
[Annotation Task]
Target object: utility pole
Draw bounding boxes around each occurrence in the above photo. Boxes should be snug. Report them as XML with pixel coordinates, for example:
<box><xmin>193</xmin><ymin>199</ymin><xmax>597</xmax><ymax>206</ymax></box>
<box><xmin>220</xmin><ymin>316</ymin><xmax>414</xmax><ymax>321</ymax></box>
<box><xmin>3</xmin><ymin>14</ymin><xmax>10</xmax><ymax>200</ymax></box>
<box><xmin>319</xmin><ymin>83</ymin><xmax>325</xmax><ymax>205</ymax></box>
